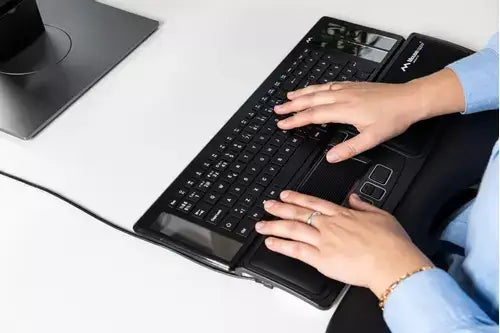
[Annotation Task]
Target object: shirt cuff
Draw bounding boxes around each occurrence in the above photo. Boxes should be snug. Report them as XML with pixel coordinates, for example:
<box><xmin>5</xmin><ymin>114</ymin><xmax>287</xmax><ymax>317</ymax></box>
<box><xmin>383</xmin><ymin>268</ymin><xmax>497</xmax><ymax>333</ymax></box>
<box><xmin>446</xmin><ymin>38</ymin><xmax>499</xmax><ymax>114</ymax></box>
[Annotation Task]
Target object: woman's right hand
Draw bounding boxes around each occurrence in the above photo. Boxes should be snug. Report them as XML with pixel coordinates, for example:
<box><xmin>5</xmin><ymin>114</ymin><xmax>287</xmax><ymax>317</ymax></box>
<box><xmin>274</xmin><ymin>68</ymin><xmax>464</xmax><ymax>163</ymax></box>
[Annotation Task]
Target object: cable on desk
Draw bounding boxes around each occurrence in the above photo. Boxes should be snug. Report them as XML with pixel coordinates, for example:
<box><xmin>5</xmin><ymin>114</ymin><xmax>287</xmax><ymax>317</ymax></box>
<box><xmin>0</xmin><ymin>169</ymin><xmax>250</xmax><ymax>279</ymax></box>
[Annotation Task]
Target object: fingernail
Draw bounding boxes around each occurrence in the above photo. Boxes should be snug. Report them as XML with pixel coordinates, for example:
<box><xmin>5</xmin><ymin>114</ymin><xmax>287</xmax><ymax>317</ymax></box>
<box><xmin>280</xmin><ymin>191</ymin><xmax>290</xmax><ymax>199</ymax></box>
<box><xmin>264</xmin><ymin>200</ymin><xmax>275</xmax><ymax>209</ymax></box>
<box><xmin>288</xmin><ymin>91</ymin><xmax>295</xmax><ymax>97</ymax></box>
<box><xmin>274</xmin><ymin>105</ymin><xmax>282</xmax><ymax>111</ymax></box>
<box><xmin>350</xmin><ymin>193</ymin><xmax>360</xmax><ymax>200</ymax></box>
<box><xmin>327</xmin><ymin>151</ymin><xmax>341</xmax><ymax>163</ymax></box>
<box><xmin>265</xmin><ymin>238</ymin><xmax>274</xmax><ymax>247</ymax></box>
<box><xmin>255</xmin><ymin>222</ymin><xmax>264</xmax><ymax>231</ymax></box>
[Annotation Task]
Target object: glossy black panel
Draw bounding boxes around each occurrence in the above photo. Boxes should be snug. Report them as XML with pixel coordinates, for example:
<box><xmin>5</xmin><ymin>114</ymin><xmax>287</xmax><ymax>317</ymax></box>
<box><xmin>151</xmin><ymin>213</ymin><xmax>243</xmax><ymax>262</ymax></box>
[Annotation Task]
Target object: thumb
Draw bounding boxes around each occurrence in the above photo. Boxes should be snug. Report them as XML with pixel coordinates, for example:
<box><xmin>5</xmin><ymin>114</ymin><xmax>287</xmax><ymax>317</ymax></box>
<box><xmin>326</xmin><ymin>128</ymin><xmax>381</xmax><ymax>163</ymax></box>
<box><xmin>348</xmin><ymin>193</ymin><xmax>384</xmax><ymax>213</ymax></box>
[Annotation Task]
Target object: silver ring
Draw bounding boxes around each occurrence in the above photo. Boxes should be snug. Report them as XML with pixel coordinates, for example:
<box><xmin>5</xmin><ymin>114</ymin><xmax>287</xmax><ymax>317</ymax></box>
<box><xmin>306</xmin><ymin>211</ymin><xmax>321</xmax><ymax>226</ymax></box>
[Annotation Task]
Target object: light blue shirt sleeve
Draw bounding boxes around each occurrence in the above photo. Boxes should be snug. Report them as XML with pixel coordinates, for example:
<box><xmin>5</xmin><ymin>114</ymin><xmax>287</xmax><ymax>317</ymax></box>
<box><xmin>447</xmin><ymin>33</ymin><xmax>499</xmax><ymax>114</ymax></box>
<box><xmin>383</xmin><ymin>34</ymin><xmax>499</xmax><ymax>333</ymax></box>
<box><xmin>383</xmin><ymin>269</ymin><xmax>498</xmax><ymax>332</ymax></box>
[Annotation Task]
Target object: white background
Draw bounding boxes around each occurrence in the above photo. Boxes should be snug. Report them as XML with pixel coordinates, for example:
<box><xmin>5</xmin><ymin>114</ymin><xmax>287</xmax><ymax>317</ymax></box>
<box><xmin>1</xmin><ymin>0</ymin><xmax>498</xmax><ymax>332</ymax></box>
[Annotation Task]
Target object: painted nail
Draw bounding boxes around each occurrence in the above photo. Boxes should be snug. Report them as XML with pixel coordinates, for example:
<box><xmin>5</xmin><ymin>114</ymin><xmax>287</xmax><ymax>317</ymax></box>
<box><xmin>327</xmin><ymin>151</ymin><xmax>341</xmax><ymax>163</ymax></box>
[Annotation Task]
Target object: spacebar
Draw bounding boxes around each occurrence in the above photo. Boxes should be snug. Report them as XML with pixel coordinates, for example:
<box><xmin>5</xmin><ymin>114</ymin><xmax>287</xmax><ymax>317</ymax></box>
<box><xmin>272</xmin><ymin>140</ymin><xmax>318</xmax><ymax>189</ymax></box>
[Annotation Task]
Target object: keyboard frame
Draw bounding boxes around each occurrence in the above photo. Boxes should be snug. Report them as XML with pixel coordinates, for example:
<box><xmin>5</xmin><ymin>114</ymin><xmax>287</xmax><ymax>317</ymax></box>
<box><xmin>134</xmin><ymin>16</ymin><xmax>405</xmax><ymax>305</ymax></box>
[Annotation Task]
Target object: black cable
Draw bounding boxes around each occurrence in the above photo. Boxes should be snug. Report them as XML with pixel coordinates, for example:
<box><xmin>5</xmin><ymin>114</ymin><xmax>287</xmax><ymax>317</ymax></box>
<box><xmin>0</xmin><ymin>169</ymin><xmax>250</xmax><ymax>279</ymax></box>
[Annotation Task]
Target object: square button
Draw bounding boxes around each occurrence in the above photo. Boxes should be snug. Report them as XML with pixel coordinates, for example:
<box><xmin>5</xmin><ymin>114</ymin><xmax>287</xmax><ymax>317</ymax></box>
<box><xmin>369</xmin><ymin>165</ymin><xmax>392</xmax><ymax>185</ymax></box>
<box><xmin>360</xmin><ymin>182</ymin><xmax>386</xmax><ymax>201</ymax></box>
<box><xmin>360</xmin><ymin>183</ymin><xmax>375</xmax><ymax>196</ymax></box>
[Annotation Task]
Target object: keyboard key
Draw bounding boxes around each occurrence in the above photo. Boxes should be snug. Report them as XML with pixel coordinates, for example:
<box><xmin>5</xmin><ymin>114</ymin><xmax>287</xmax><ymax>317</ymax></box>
<box><xmin>249</xmin><ymin>184</ymin><xmax>265</xmax><ymax>196</ymax></box>
<box><xmin>174</xmin><ymin>188</ymin><xmax>188</xmax><ymax>198</ymax></box>
<box><xmin>246</xmin><ymin>110</ymin><xmax>256</xmax><ymax>119</ymax></box>
<box><xmin>236</xmin><ymin>219</ymin><xmax>255</xmax><ymax>238</ymax></box>
<box><xmin>177</xmin><ymin>200</ymin><xmax>194</xmax><ymax>214</ymax></box>
<box><xmin>309</xmin><ymin>129</ymin><xmax>327</xmax><ymax>141</ymax></box>
<box><xmin>246</xmin><ymin>162</ymin><xmax>261</xmax><ymax>175</ymax></box>
<box><xmin>247</xmin><ymin>142</ymin><xmax>262</xmax><ymax>154</ymax></box>
<box><xmin>192</xmin><ymin>203</ymin><xmax>211</xmax><ymax>219</ymax></box>
<box><xmin>196</xmin><ymin>180</ymin><xmax>213</xmax><ymax>192</ymax></box>
<box><xmin>263</xmin><ymin>164</ymin><xmax>280</xmax><ymax>176</ymax></box>
<box><xmin>214</xmin><ymin>160</ymin><xmax>230</xmax><ymax>171</ymax></box>
<box><xmin>267</xmin><ymin>87</ymin><xmax>277</xmax><ymax>96</ymax></box>
<box><xmin>238</xmin><ymin>151</ymin><xmax>254</xmax><ymax>163</ymax></box>
<box><xmin>223</xmin><ymin>135</ymin><xmax>235</xmax><ymax>143</ymax></box>
<box><xmin>262</xmin><ymin>144</ymin><xmax>277</xmax><ymax>156</ymax></box>
<box><xmin>221</xmin><ymin>216</ymin><xmax>240</xmax><ymax>231</ymax></box>
<box><xmin>222</xmin><ymin>151</ymin><xmax>236</xmax><ymax>162</ymax></box>
<box><xmin>241</xmin><ymin>193</ymin><xmax>256</xmax><ymax>207</ymax></box>
<box><xmin>271</xmin><ymin>154</ymin><xmax>287</xmax><ymax>166</ymax></box>
<box><xmin>205</xmin><ymin>170</ymin><xmax>221</xmax><ymax>181</ymax></box>
<box><xmin>231</xmin><ymin>205</ymin><xmax>248</xmax><ymax>219</ymax></box>
<box><xmin>254</xmin><ymin>154</ymin><xmax>270</xmax><ymax>166</ymax></box>
<box><xmin>260</xmin><ymin>95</ymin><xmax>270</xmax><ymax>104</ymax></box>
<box><xmin>247</xmin><ymin>122</ymin><xmax>261</xmax><ymax>133</ymax></box>
<box><xmin>223</xmin><ymin>171</ymin><xmax>239</xmax><ymax>183</ymax></box>
<box><xmin>168</xmin><ymin>198</ymin><xmax>180</xmax><ymax>208</ymax></box>
<box><xmin>286</xmin><ymin>136</ymin><xmax>303</xmax><ymax>147</ymax></box>
<box><xmin>216</xmin><ymin>143</ymin><xmax>227</xmax><ymax>152</ymax></box>
<box><xmin>230</xmin><ymin>162</ymin><xmax>245</xmax><ymax>173</ymax></box>
<box><xmin>269</xmin><ymin>133</ymin><xmax>286</xmax><ymax>147</ymax></box>
<box><xmin>187</xmin><ymin>190</ymin><xmax>202</xmax><ymax>203</ymax></box>
<box><xmin>221</xmin><ymin>194</ymin><xmax>238</xmax><ymax>207</ymax></box>
<box><xmin>283</xmin><ymin>76</ymin><xmax>300</xmax><ymax>91</ymax></box>
<box><xmin>248</xmin><ymin>208</ymin><xmax>265</xmax><ymax>221</ymax></box>
<box><xmin>231</xmin><ymin>141</ymin><xmax>245</xmax><ymax>152</ymax></box>
<box><xmin>213</xmin><ymin>181</ymin><xmax>230</xmax><ymax>193</ymax></box>
<box><xmin>356</xmin><ymin>71</ymin><xmax>370</xmax><ymax>80</ymax></box>
<box><xmin>193</xmin><ymin>169</ymin><xmax>204</xmax><ymax>178</ymax></box>
<box><xmin>264</xmin><ymin>187</ymin><xmax>280</xmax><ymax>199</ymax></box>
<box><xmin>253</xmin><ymin>103</ymin><xmax>263</xmax><ymax>112</ymax></box>
<box><xmin>206</xmin><ymin>206</ymin><xmax>227</xmax><ymax>225</ymax></box>
<box><xmin>204</xmin><ymin>192</ymin><xmax>221</xmax><ymax>205</ymax></box>
<box><xmin>184</xmin><ymin>178</ymin><xmax>196</xmax><ymax>188</ymax></box>
<box><xmin>229</xmin><ymin>184</ymin><xmax>244</xmax><ymax>197</ymax></box>
<box><xmin>256</xmin><ymin>174</ymin><xmax>272</xmax><ymax>187</ymax></box>
<box><xmin>254</xmin><ymin>133</ymin><xmax>269</xmax><ymax>145</ymax></box>
<box><xmin>231</xmin><ymin>127</ymin><xmax>242</xmax><ymax>135</ymax></box>
<box><xmin>279</xmin><ymin>145</ymin><xmax>295</xmax><ymax>158</ymax></box>
<box><xmin>239</xmin><ymin>132</ymin><xmax>253</xmax><ymax>143</ymax></box>
<box><xmin>208</xmin><ymin>152</ymin><xmax>219</xmax><ymax>161</ymax></box>
<box><xmin>254</xmin><ymin>115</ymin><xmax>268</xmax><ymax>123</ymax></box>
<box><xmin>238</xmin><ymin>172</ymin><xmax>255</xmax><ymax>186</ymax></box>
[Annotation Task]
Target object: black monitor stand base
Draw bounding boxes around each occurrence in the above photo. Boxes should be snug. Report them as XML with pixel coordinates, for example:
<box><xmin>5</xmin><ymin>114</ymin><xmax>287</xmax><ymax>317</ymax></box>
<box><xmin>0</xmin><ymin>0</ymin><xmax>159</xmax><ymax>139</ymax></box>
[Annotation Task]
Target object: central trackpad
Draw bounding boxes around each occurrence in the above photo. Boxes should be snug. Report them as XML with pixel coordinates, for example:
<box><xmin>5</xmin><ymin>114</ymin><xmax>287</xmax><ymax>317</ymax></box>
<box><xmin>298</xmin><ymin>156</ymin><xmax>370</xmax><ymax>204</ymax></box>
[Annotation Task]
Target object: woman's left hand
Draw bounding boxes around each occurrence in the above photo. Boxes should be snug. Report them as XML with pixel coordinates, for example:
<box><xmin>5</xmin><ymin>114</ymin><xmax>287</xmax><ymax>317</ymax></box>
<box><xmin>255</xmin><ymin>191</ymin><xmax>433</xmax><ymax>297</ymax></box>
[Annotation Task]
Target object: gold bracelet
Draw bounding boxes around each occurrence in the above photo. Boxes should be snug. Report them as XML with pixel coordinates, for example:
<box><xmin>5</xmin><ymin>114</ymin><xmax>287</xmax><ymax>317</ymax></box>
<box><xmin>378</xmin><ymin>266</ymin><xmax>434</xmax><ymax>310</ymax></box>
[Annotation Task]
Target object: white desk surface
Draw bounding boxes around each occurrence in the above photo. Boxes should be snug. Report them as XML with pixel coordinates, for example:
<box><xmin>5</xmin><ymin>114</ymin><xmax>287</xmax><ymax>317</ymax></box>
<box><xmin>1</xmin><ymin>0</ymin><xmax>497</xmax><ymax>332</ymax></box>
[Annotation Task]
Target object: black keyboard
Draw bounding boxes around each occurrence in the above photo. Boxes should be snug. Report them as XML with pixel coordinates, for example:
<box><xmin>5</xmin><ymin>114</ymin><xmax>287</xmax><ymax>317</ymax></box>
<box><xmin>135</xmin><ymin>17</ymin><xmax>403</xmax><ymax>263</ymax></box>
